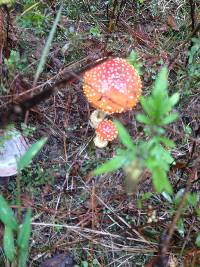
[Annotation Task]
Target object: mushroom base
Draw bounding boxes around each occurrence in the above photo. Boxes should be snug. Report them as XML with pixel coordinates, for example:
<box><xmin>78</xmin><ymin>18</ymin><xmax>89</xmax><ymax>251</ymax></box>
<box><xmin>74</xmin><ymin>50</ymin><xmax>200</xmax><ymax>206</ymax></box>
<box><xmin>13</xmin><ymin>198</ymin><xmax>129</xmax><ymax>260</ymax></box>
<box><xmin>93</xmin><ymin>135</ymin><xmax>108</xmax><ymax>148</ymax></box>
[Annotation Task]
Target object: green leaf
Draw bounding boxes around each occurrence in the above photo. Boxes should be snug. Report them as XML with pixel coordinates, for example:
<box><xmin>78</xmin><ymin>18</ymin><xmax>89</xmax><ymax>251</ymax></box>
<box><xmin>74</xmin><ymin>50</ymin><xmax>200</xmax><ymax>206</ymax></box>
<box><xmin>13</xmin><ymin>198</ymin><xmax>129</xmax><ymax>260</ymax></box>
<box><xmin>34</xmin><ymin>5</ymin><xmax>62</xmax><ymax>83</ymax></box>
<box><xmin>186</xmin><ymin>193</ymin><xmax>198</xmax><ymax>207</ymax></box>
<box><xmin>3</xmin><ymin>226</ymin><xmax>15</xmax><ymax>262</ymax></box>
<box><xmin>0</xmin><ymin>195</ymin><xmax>18</xmax><ymax>230</ymax></box>
<box><xmin>17</xmin><ymin>209</ymin><xmax>32</xmax><ymax>250</ymax></box>
<box><xmin>147</xmin><ymin>142</ymin><xmax>174</xmax><ymax>171</ymax></box>
<box><xmin>153</xmin><ymin>67</ymin><xmax>168</xmax><ymax>98</ymax></box>
<box><xmin>157</xmin><ymin>137</ymin><xmax>175</xmax><ymax>148</ymax></box>
<box><xmin>136</xmin><ymin>114</ymin><xmax>151</xmax><ymax>125</ymax></box>
<box><xmin>82</xmin><ymin>261</ymin><xmax>89</xmax><ymax>267</ymax></box>
<box><xmin>89</xmin><ymin>26</ymin><xmax>101</xmax><ymax>37</ymax></box>
<box><xmin>195</xmin><ymin>234</ymin><xmax>200</xmax><ymax>247</ymax></box>
<box><xmin>114</xmin><ymin>120</ymin><xmax>135</xmax><ymax>149</ymax></box>
<box><xmin>127</xmin><ymin>50</ymin><xmax>138</xmax><ymax>65</ymax></box>
<box><xmin>18</xmin><ymin>137</ymin><xmax>47</xmax><ymax>171</ymax></box>
<box><xmin>93</xmin><ymin>154</ymin><xmax>128</xmax><ymax>175</ymax></box>
<box><xmin>18</xmin><ymin>248</ymin><xmax>29</xmax><ymax>267</ymax></box>
<box><xmin>140</xmin><ymin>97</ymin><xmax>155</xmax><ymax>117</ymax></box>
<box><xmin>177</xmin><ymin>218</ymin><xmax>184</xmax><ymax>237</ymax></box>
<box><xmin>169</xmin><ymin>93</ymin><xmax>179</xmax><ymax>106</ymax></box>
<box><xmin>157</xmin><ymin>145</ymin><xmax>174</xmax><ymax>165</ymax></box>
<box><xmin>152</xmin><ymin>167</ymin><xmax>173</xmax><ymax>194</ymax></box>
<box><xmin>126</xmin><ymin>50</ymin><xmax>143</xmax><ymax>74</ymax></box>
<box><xmin>138</xmin><ymin>67</ymin><xmax>179</xmax><ymax>128</ymax></box>
<box><xmin>161</xmin><ymin>113</ymin><xmax>179</xmax><ymax>125</ymax></box>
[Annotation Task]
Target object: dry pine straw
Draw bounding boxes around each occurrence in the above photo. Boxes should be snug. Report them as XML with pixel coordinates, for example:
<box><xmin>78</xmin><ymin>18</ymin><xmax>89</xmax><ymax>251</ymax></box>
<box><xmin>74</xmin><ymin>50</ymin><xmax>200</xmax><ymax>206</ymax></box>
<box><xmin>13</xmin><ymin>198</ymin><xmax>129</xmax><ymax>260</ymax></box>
<box><xmin>0</xmin><ymin>1</ymin><xmax>199</xmax><ymax>266</ymax></box>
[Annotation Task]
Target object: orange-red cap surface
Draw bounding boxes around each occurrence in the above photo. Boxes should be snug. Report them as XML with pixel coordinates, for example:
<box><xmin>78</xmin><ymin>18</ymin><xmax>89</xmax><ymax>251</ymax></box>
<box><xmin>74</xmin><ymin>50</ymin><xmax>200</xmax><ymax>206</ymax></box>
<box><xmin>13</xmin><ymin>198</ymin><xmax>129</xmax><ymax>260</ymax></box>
<box><xmin>83</xmin><ymin>58</ymin><xmax>142</xmax><ymax>114</ymax></box>
<box><xmin>95</xmin><ymin>120</ymin><xmax>118</xmax><ymax>141</ymax></box>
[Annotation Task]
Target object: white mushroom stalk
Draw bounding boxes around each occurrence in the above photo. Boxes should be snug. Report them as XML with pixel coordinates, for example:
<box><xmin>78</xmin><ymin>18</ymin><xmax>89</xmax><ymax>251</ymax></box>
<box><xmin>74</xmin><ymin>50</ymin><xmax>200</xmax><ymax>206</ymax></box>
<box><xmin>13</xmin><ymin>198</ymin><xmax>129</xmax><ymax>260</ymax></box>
<box><xmin>89</xmin><ymin>109</ymin><xmax>106</xmax><ymax>129</ymax></box>
<box><xmin>93</xmin><ymin>136</ymin><xmax>108</xmax><ymax>148</ymax></box>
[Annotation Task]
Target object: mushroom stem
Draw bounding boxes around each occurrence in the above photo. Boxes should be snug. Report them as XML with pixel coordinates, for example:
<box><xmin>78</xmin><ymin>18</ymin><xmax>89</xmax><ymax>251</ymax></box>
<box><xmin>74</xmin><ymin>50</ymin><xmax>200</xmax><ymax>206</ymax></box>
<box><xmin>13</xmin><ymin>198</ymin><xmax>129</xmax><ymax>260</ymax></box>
<box><xmin>89</xmin><ymin>109</ymin><xmax>106</xmax><ymax>128</ymax></box>
<box><xmin>93</xmin><ymin>135</ymin><xmax>108</xmax><ymax>148</ymax></box>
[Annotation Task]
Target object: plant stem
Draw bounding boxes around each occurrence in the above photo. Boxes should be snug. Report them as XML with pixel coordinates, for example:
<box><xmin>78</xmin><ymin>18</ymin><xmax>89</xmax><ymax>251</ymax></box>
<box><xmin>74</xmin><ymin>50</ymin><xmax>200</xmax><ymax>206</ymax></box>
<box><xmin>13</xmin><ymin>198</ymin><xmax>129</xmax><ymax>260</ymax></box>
<box><xmin>16</xmin><ymin>173</ymin><xmax>22</xmax><ymax>222</ymax></box>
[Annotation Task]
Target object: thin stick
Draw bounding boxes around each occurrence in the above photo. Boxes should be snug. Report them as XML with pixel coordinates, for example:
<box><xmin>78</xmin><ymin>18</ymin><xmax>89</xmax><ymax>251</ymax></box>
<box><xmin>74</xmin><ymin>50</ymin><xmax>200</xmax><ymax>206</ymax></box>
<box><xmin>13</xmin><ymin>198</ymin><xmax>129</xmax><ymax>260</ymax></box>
<box><xmin>189</xmin><ymin>0</ymin><xmax>196</xmax><ymax>30</ymax></box>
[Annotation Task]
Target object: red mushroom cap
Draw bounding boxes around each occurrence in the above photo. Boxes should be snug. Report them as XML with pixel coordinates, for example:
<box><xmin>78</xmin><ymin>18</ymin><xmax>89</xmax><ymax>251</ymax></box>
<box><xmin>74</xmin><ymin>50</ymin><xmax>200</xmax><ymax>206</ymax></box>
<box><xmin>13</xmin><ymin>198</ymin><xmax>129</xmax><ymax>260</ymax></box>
<box><xmin>95</xmin><ymin>119</ymin><xmax>118</xmax><ymax>141</ymax></box>
<box><xmin>83</xmin><ymin>58</ymin><xmax>142</xmax><ymax>114</ymax></box>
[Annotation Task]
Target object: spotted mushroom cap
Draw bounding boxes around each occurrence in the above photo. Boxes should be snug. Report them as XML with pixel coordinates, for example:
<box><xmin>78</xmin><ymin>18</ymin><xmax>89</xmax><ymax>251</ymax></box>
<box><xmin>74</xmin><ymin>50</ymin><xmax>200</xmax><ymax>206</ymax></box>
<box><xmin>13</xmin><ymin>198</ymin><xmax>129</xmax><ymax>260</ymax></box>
<box><xmin>95</xmin><ymin>119</ymin><xmax>118</xmax><ymax>141</ymax></box>
<box><xmin>83</xmin><ymin>58</ymin><xmax>142</xmax><ymax>114</ymax></box>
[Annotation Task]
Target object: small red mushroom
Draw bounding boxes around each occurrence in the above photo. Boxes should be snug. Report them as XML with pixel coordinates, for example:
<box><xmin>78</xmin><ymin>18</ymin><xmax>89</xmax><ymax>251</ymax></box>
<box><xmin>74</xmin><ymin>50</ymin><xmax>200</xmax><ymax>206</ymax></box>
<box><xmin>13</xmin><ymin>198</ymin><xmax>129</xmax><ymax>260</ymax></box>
<box><xmin>94</xmin><ymin>119</ymin><xmax>118</xmax><ymax>148</ymax></box>
<box><xmin>83</xmin><ymin>57</ymin><xmax>142</xmax><ymax>114</ymax></box>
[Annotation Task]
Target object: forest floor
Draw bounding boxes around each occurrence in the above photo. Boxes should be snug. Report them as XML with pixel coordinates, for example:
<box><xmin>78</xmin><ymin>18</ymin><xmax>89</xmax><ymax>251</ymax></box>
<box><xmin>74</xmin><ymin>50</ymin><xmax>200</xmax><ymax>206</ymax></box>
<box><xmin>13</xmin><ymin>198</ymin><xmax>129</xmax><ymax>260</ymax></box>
<box><xmin>0</xmin><ymin>1</ymin><xmax>199</xmax><ymax>266</ymax></box>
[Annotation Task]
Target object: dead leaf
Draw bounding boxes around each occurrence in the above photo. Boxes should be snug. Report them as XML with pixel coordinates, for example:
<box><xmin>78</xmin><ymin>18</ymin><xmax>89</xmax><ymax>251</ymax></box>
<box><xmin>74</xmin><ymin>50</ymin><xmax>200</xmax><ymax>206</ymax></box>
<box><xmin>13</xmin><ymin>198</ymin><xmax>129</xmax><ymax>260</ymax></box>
<box><xmin>167</xmin><ymin>16</ymin><xmax>179</xmax><ymax>31</ymax></box>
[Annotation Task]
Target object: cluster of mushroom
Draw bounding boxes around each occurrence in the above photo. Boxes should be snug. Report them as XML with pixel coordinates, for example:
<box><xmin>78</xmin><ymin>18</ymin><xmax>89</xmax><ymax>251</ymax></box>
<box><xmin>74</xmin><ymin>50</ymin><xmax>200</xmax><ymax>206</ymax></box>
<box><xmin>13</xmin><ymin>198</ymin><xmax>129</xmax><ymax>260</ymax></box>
<box><xmin>82</xmin><ymin>58</ymin><xmax>142</xmax><ymax>148</ymax></box>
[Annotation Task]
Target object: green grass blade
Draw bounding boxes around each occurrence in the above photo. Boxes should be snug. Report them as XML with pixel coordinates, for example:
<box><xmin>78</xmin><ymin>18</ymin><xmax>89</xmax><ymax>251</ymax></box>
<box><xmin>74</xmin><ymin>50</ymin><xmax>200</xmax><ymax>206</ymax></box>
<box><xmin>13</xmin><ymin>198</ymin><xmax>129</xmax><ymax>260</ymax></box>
<box><xmin>0</xmin><ymin>195</ymin><xmax>18</xmax><ymax>230</ymax></box>
<box><xmin>34</xmin><ymin>5</ymin><xmax>62</xmax><ymax>83</ymax></box>
<box><xmin>17</xmin><ymin>209</ymin><xmax>32</xmax><ymax>249</ymax></box>
<box><xmin>18</xmin><ymin>248</ymin><xmax>28</xmax><ymax>267</ymax></box>
<box><xmin>93</xmin><ymin>154</ymin><xmax>127</xmax><ymax>175</ymax></box>
<box><xmin>152</xmin><ymin>167</ymin><xmax>173</xmax><ymax>195</ymax></box>
<box><xmin>153</xmin><ymin>66</ymin><xmax>168</xmax><ymax>98</ymax></box>
<box><xmin>3</xmin><ymin>226</ymin><xmax>15</xmax><ymax>262</ymax></box>
<box><xmin>114</xmin><ymin>120</ymin><xmax>135</xmax><ymax>149</ymax></box>
<box><xmin>18</xmin><ymin>137</ymin><xmax>47</xmax><ymax>171</ymax></box>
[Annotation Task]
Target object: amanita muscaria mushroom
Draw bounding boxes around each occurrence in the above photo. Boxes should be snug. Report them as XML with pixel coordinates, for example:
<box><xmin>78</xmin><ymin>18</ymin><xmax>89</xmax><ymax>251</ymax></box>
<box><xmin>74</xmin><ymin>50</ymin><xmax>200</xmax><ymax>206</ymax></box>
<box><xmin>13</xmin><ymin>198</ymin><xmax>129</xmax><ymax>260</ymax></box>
<box><xmin>83</xmin><ymin>57</ymin><xmax>142</xmax><ymax>114</ymax></box>
<box><xmin>94</xmin><ymin>119</ymin><xmax>118</xmax><ymax>148</ymax></box>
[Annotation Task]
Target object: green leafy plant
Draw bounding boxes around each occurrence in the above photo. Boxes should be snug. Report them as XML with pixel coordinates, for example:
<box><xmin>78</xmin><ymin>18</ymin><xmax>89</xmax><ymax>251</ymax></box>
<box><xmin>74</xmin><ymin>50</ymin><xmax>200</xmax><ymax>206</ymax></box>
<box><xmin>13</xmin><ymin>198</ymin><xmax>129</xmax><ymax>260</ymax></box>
<box><xmin>4</xmin><ymin>50</ymin><xmax>27</xmax><ymax>75</ymax></box>
<box><xmin>17</xmin><ymin>1</ymin><xmax>48</xmax><ymax>35</ymax></box>
<box><xmin>89</xmin><ymin>26</ymin><xmax>101</xmax><ymax>37</ymax></box>
<box><xmin>0</xmin><ymin>137</ymin><xmax>47</xmax><ymax>266</ymax></box>
<box><xmin>0</xmin><ymin>124</ymin><xmax>15</xmax><ymax>148</ymax></box>
<box><xmin>21</xmin><ymin>123</ymin><xmax>36</xmax><ymax>138</ymax></box>
<box><xmin>179</xmin><ymin>37</ymin><xmax>200</xmax><ymax>96</ymax></box>
<box><xmin>161</xmin><ymin>190</ymin><xmax>199</xmax><ymax>238</ymax></box>
<box><xmin>196</xmin><ymin>234</ymin><xmax>200</xmax><ymax>247</ymax></box>
<box><xmin>8</xmin><ymin>163</ymin><xmax>55</xmax><ymax>197</ymax></box>
<box><xmin>187</xmin><ymin>38</ymin><xmax>200</xmax><ymax>79</ymax></box>
<box><xmin>93</xmin><ymin>67</ymin><xmax>179</xmax><ymax>195</ymax></box>
<box><xmin>0</xmin><ymin>195</ymin><xmax>32</xmax><ymax>267</ymax></box>
<box><xmin>127</xmin><ymin>50</ymin><xmax>143</xmax><ymax>74</ymax></box>
<box><xmin>186</xmin><ymin>38</ymin><xmax>200</xmax><ymax>90</ymax></box>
